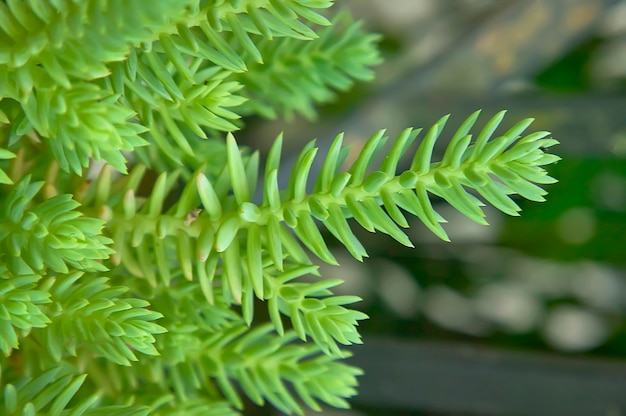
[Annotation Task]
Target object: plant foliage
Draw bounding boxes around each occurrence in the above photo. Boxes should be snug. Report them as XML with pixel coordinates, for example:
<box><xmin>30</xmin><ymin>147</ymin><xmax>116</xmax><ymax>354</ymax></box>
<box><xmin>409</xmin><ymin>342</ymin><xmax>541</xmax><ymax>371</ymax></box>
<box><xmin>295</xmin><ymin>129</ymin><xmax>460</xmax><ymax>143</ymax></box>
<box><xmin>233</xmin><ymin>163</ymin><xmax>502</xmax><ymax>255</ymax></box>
<box><xmin>0</xmin><ymin>1</ymin><xmax>559</xmax><ymax>414</ymax></box>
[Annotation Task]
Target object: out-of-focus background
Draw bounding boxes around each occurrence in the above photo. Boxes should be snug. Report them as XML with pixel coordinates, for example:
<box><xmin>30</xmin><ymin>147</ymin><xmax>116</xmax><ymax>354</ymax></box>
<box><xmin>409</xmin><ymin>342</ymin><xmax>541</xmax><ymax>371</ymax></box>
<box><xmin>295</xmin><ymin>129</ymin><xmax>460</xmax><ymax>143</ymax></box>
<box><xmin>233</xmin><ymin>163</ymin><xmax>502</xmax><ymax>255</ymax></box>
<box><xmin>246</xmin><ymin>1</ymin><xmax>626</xmax><ymax>415</ymax></box>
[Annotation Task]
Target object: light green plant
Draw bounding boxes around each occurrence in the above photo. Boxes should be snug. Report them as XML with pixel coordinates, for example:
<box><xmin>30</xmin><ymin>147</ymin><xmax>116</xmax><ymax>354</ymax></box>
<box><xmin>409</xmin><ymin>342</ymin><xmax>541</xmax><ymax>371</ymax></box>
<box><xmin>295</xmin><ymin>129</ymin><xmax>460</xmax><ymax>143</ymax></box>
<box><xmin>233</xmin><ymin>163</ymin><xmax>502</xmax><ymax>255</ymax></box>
<box><xmin>0</xmin><ymin>1</ymin><xmax>559</xmax><ymax>415</ymax></box>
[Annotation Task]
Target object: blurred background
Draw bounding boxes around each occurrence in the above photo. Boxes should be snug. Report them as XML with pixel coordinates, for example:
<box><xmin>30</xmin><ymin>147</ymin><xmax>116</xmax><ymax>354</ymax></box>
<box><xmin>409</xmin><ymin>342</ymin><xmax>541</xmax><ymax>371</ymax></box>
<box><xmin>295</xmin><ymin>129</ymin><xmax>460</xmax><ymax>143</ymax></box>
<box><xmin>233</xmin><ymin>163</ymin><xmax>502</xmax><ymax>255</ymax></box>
<box><xmin>244</xmin><ymin>0</ymin><xmax>626</xmax><ymax>414</ymax></box>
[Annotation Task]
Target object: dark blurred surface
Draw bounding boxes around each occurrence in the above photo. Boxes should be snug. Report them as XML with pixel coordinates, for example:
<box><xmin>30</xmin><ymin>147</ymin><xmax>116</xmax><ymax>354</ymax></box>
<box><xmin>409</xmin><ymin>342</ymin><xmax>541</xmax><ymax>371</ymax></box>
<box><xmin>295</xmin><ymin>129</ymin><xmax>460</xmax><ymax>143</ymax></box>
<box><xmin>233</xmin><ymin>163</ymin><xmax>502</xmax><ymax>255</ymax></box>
<box><xmin>349</xmin><ymin>338</ymin><xmax>626</xmax><ymax>415</ymax></box>
<box><xmin>244</xmin><ymin>1</ymin><xmax>626</xmax><ymax>415</ymax></box>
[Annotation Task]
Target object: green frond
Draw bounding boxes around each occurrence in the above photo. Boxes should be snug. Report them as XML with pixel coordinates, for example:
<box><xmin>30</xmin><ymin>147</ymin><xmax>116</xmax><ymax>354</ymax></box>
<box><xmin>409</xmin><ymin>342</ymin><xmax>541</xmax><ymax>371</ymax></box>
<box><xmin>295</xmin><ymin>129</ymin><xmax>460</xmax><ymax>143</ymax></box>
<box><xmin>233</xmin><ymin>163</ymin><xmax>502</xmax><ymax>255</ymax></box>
<box><xmin>0</xmin><ymin>1</ymin><xmax>205</xmax><ymax>175</ymax></box>
<box><xmin>263</xmin><ymin>264</ymin><xmax>368</xmax><ymax>354</ymax></box>
<box><xmin>164</xmin><ymin>23</ymin><xmax>247</xmax><ymax>73</ymax></box>
<box><xmin>0</xmin><ymin>0</ymin><xmax>197</xmax><ymax>95</ymax></box>
<box><xmin>10</xmin><ymin>84</ymin><xmax>148</xmax><ymax>175</ymax></box>
<box><xmin>157</xmin><ymin>0</ymin><xmax>334</xmax><ymax>77</ymax></box>
<box><xmin>89</xmin><ymin>111</ymin><xmax>557</xmax><ymax>318</ymax></box>
<box><xmin>83</xmin><ymin>406</ymin><xmax>151</xmax><ymax>416</ymax></box>
<box><xmin>202</xmin><ymin>0</ymin><xmax>333</xmax><ymax>42</ymax></box>
<box><xmin>0</xmin><ymin>267</ymin><xmax>50</xmax><ymax>355</ymax></box>
<box><xmin>0</xmin><ymin>146</ymin><xmax>15</xmax><ymax>184</ymax></box>
<box><xmin>206</xmin><ymin>323</ymin><xmax>362</xmax><ymax>415</ymax></box>
<box><xmin>0</xmin><ymin>2</ymin><xmax>562</xmax><ymax>412</ymax></box>
<box><xmin>32</xmin><ymin>272</ymin><xmax>166</xmax><ymax>366</ymax></box>
<box><xmin>0</xmin><ymin>102</ymin><xmax>15</xmax><ymax>183</ymax></box>
<box><xmin>118</xmin><ymin>60</ymin><xmax>246</xmax><ymax>166</ymax></box>
<box><xmin>150</xmin><ymin>279</ymin><xmax>242</xmax><ymax>338</ymax></box>
<box><xmin>0</xmin><ymin>0</ymin><xmax>346</xmax><ymax>174</ymax></box>
<box><xmin>0</xmin><ymin>176</ymin><xmax>114</xmax><ymax>275</ymax></box>
<box><xmin>117</xmin><ymin>320</ymin><xmax>361</xmax><ymax>415</ymax></box>
<box><xmin>74</xmin><ymin>283</ymin><xmax>357</xmax><ymax>414</ymax></box>
<box><xmin>236</xmin><ymin>12</ymin><xmax>382</xmax><ymax>119</ymax></box>
<box><xmin>0</xmin><ymin>177</ymin><xmax>112</xmax><ymax>275</ymax></box>
<box><xmin>0</xmin><ymin>363</ymin><xmax>151</xmax><ymax>416</ymax></box>
<box><xmin>65</xmin><ymin>89</ymin><xmax>144</xmax><ymax>172</ymax></box>
<box><xmin>152</xmin><ymin>397</ymin><xmax>238</xmax><ymax>416</ymax></box>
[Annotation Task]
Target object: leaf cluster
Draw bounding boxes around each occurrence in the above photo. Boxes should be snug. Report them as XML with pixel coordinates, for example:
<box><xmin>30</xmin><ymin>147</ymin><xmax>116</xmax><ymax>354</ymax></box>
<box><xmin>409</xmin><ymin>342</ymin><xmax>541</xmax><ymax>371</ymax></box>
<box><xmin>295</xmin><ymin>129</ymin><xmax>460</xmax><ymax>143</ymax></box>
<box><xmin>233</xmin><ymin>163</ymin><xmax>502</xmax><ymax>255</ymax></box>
<box><xmin>0</xmin><ymin>1</ymin><xmax>559</xmax><ymax>415</ymax></box>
